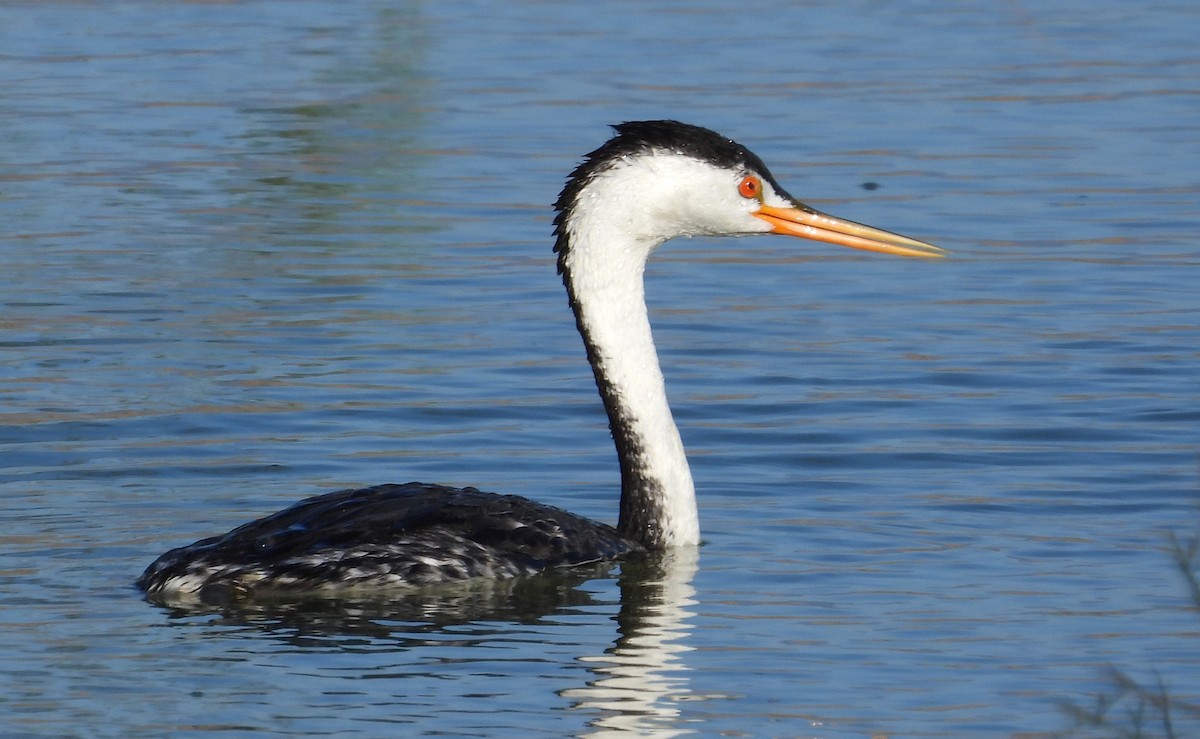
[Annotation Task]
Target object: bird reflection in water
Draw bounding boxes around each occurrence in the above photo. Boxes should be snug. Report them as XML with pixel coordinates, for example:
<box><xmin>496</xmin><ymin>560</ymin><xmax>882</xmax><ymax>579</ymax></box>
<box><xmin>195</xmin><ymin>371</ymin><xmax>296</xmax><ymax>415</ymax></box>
<box><xmin>148</xmin><ymin>549</ymin><xmax>706</xmax><ymax>734</ymax></box>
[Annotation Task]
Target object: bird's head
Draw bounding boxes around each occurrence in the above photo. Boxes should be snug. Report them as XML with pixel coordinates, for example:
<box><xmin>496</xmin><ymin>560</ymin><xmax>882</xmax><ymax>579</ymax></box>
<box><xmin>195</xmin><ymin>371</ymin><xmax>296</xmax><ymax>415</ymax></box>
<box><xmin>554</xmin><ymin>120</ymin><xmax>943</xmax><ymax>275</ymax></box>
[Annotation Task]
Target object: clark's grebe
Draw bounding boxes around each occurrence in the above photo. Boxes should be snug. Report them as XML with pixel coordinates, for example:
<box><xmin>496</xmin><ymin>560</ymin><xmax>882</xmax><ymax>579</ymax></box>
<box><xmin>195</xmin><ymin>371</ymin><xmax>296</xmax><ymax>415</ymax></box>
<box><xmin>138</xmin><ymin>120</ymin><xmax>943</xmax><ymax>601</ymax></box>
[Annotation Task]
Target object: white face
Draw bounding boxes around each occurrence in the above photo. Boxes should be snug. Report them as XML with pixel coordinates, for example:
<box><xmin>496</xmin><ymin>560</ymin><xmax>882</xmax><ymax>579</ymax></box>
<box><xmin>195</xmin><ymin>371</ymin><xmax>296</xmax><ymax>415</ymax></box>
<box><xmin>570</xmin><ymin>150</ymin><xmax>791</xmax><ymax>248</ymax></box>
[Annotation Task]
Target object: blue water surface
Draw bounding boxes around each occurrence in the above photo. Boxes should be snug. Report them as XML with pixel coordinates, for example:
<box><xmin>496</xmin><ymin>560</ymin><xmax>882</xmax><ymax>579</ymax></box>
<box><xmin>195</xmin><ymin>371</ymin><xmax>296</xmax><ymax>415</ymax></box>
<box><xmin>2</xmin><ymin>1</ymin><xmax>1198</xmax><ymax>736</ymax></box>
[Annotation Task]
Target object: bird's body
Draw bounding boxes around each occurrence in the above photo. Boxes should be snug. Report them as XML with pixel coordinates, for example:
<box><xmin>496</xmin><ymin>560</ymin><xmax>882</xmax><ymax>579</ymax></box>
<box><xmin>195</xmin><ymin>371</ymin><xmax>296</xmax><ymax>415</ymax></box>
<box><xmin>138</xmin><ymin>483</ymin><xmax>639</xmax><ymax>598</ymax></box>
<box><xmin>138</xmin><ymin>120</ymin><xmax>942</xmax><ymax>601</ymax></box>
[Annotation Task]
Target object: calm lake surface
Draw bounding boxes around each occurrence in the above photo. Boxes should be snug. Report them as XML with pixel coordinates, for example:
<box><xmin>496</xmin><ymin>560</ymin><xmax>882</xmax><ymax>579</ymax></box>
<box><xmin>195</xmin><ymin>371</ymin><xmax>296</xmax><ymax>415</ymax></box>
<box><xmin>3</xmin><ymin>1</ymin><xmax>1198</xmax><ymax>736</ymax></box>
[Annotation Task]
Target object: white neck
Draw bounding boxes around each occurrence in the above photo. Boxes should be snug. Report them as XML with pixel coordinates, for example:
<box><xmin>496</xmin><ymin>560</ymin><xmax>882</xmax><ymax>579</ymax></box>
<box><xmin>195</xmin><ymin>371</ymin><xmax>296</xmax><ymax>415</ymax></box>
<box><xmin>559</xmin><ymin>197</ymin><xmax>701</xmax><ymax>549</ymax></box>
<box><xmin>553</xmin><ymin>141</ymin><xmax>788</xmax><ymax>548</ymax></box>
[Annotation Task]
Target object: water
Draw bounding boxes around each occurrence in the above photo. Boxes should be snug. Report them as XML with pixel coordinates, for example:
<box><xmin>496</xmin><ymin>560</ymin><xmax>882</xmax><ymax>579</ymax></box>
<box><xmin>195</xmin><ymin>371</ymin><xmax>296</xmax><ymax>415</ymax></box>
<box><xmin>2</xmin><ymin>1</ymin><xmax>1198</xmax><ymax>735</ymax></box>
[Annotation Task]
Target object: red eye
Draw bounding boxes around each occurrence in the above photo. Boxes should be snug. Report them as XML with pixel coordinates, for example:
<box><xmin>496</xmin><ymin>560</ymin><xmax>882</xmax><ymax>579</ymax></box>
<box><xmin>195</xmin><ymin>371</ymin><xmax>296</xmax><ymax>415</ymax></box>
<box><xmin>738</xmin><ymin>176</ymin><xmax>761</xmax><ymax>199</ymax></box>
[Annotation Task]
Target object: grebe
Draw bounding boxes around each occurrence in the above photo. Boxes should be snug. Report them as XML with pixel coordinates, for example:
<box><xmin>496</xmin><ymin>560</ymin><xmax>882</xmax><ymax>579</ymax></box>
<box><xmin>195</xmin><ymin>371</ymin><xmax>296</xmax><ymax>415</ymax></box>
<box><xmin>138</xmin><ymin>120</ymin><xmax>943</xmax><ymax>600</ymax></box>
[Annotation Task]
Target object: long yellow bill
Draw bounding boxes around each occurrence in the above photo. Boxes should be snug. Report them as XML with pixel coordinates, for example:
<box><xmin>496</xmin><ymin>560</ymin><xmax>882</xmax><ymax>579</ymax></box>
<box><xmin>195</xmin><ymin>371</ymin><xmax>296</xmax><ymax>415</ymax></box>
<box><xmin>754</xmin><ymin>204</ymin><xmax>946</xmax><ymax>258</ymax></box>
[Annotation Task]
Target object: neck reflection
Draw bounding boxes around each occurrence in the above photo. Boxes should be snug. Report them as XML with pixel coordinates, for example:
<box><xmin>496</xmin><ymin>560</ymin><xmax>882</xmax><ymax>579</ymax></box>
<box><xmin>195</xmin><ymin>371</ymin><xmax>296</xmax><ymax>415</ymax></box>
<box><xmin>565</xmin><ymin>546</ymin><xmax>700</xmax><ymax>737</ymax></box>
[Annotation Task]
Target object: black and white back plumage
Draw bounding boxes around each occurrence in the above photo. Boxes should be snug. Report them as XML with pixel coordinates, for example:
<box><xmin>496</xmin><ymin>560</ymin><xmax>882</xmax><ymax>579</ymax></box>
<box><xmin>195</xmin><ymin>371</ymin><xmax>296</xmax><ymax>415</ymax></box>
<box><xmin>137</xmin><ymin>483</ymin><xmax>640</xmax><ymax>600</ymax></box>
